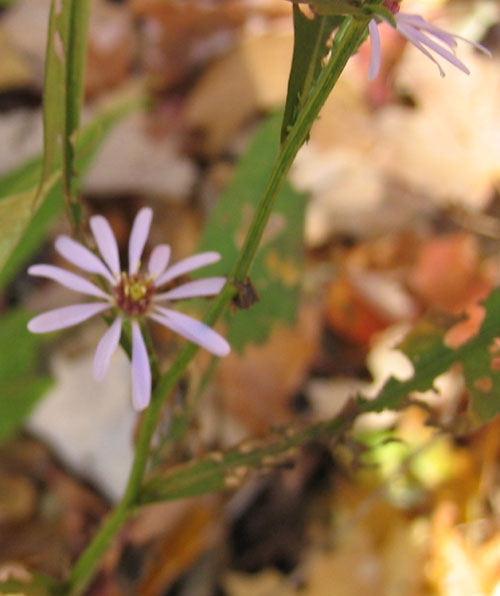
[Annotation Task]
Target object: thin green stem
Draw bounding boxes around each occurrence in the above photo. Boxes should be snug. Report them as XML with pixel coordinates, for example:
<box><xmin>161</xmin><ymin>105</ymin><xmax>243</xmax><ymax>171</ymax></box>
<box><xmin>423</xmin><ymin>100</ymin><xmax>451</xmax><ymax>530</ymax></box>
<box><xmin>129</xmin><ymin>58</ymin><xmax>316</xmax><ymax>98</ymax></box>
<box><xmin>64</xmin><ymin>16</ymin><xmax>369</xmax><ymax>596</ymax></box>
<box><xmin>150</xmin><ymin>355</ymin><xmax>219</xmax><ymax>466</ymax></box>
<box><xmin>232</xmin><ymin>15</ymin><xmax>367</xmax><ymax>280</ymax></box>
<box><xmin>63</xmin><ymin>0</ymin><xmax>91</xmax><ymax>233</ymax></box>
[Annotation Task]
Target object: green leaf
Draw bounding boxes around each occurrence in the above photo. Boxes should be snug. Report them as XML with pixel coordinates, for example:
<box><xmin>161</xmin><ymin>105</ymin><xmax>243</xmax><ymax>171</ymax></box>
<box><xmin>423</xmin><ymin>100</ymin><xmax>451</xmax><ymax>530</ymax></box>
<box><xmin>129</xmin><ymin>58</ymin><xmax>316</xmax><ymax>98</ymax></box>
<box><xmin>0</xmin><ymin>187</ymin><xmax>63</xmax><ymax>292</ymax></box>
<box><xmin>459</xmin><ymin>294</ymin><xmax>500</xmax><ymax>421</ymax></box>
<box><xmin>360</xmin><ymin>289</ymin><xmax>500</xmax><ymax>422</ymax></box>
<box><xmin>40</xmin><ymin>0</ymin><xmax>91</xmax><ymax>225</ymax></box>
<box><xmin>0</xmin><ymin>310</ymin><xmax>52</xmax><ymax>444</ymax></box>
<box><xmin>282</xmin><ymin>5</ymin><xmax>342</xmax><ymax>142</ymax></box>
<box><xmin>0</xmin><ymin>155</ymin><xmax>44</xmax><ymax>198</ymax></box>
<box><xmin>0</xmin><ymin>570</ymin><xmax>59</xmax><ymax>596</ymax></box>
<box><xmin>62</xmin><ymin>0</ymin><xmax>91</xmax><ymax>218</ymax></box>
<box><xmin>196</xmin><ymin>112</ymin><xmax>306</xmax><ymax>350</ymax></box>
<box><xmin>0</xmin><ymin>161</ymin><xmax>62</xmax><ymax>285</ymax></box>
<box><xmin>359</xmin><ymin>314</ymin><xmax>458</xmax><ymax>413</ymax></box>
<box><xmin>0</xmin><ymin>87</ymin><xmax>144</xmax><ymax>290</ymax></box>
<box><xmin>39</xmin><ymin>0</ymin><xmax>67</xmax><ymax>193</ymax></box>
<box><xmin>139</xmin><ymin>409</ymin><xmax>352</xmax><ymax>504</ymax></box>
<box><xmin>289</xmin><ymin>0</ymin><xmax>381</xmax><ymax>17</ymax></box>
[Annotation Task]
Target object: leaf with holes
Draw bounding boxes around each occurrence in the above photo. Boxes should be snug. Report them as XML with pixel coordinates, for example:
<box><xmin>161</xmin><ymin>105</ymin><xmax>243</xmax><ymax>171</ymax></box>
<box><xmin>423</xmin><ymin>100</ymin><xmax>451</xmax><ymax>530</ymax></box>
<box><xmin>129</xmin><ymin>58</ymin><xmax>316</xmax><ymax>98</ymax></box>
<box><xmin>196</xmin><ymin>112</ymin><xmax>307</xmax><ymax>351</ymax></box>
<box><xmin>360</xmin><ymin>289</ymin><xmax>500</xmax><ymax>422</ymax></box>
<box><xmin>139</xmin><ymin>410</ymin><xmax>353</xmax><ymax>504</ymax></box>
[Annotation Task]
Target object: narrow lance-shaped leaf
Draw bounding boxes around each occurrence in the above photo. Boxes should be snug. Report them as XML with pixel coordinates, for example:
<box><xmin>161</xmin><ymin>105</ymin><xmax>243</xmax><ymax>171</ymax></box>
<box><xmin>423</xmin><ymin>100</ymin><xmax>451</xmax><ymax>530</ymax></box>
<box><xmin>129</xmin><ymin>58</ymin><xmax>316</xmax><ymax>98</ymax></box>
<box><xmin>63</xmin><ymin>0</ymin><xmax>91</xmax><ymax>224</ymax></box>
<box><xmin>39</xmin><ymin>0</ymin><xmax>91</xmax><ymax>227</ymax></box>
<box><xmin>139</xmin><ymin>403</ymin><xmax>356</xmax><ymax>504</ymax></box>
<box><xmin>38</xmin><ymin>0</ymin><xmax>68</xmax><ymax>197</ymax></box>
<box><xmin>281</xmin><ymin>5</ymin><xmax>342</xmax><ymax>142</ymax></box>
<box><xmin>289</xmin><ymin>0</ymin><xmax>387</xmax><ymax>17</ymax></box>
<box><xmin>0</xmin><ymin>86</ymin><xmax>145</xmax><ymax>286</ymax></box>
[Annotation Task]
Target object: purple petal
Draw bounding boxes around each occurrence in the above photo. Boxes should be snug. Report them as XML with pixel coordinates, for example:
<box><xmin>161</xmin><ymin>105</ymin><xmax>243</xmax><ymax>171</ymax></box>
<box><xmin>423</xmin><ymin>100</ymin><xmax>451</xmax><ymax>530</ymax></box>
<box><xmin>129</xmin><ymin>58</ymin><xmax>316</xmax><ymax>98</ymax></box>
<box><xmin>395</xmin><ymin>13</ymin><xmax>458</xmax><ymax>48</ymax></box>
<box><xmin>93</xmin><ymin>316</ymin><xmax>122</xmax><ymax>381</ymax></box>
<box><xmin>148</xmin><ymin>244</ymin><xmax>171</xmax><ymax>278</ymax></box>
<box><xmin>155</xmin><ymin>252</ymin><xmax>221</xmax><ymax>288</ymax></box>
<box><xmin>399</xmin><ymin>22</ymin><xmax>470</xmax><ymax>75</ymax></box>
<box><xmin>55</xmin><ymin>236</ymin><xmax>114</xmax><ymax>283</ymax></box>
<box><xmin>462</xmin><ymin>38</ymin><xmax>491</xmax><ymax>57</ymax></box>
<box><xmin>390</xmin><ymin>11</ymin><xmax>492</xmax><ymax>76</ymax></box>
<box><xmin>154</xmin><ymin>277</ymin><xmax>226</xmax><ymax>301</ymax></box>
<box><xmin>131</xmin><ymin>320</ymin><xmax>151</xmax><ymax>410</ymax></box>
<box><xmin>27</xmin><ymin>302</ymin><xmax>110</xmax><ymax>333</ymax></box>
<box><xmin>129</xmin><ymin>207</ymin><xmax>153</xmax><ymax>275</ymax></box>
<box><xmin>396</xmin><ymin>22</ymin><xmax>448</xmax><ymax>76</ymax></box>
<box><xmin>368</xmin><ymin>19</ymin><xmax>382</xmax><ymax>80</ymax></box>
<box><xmin>28</xmin><ymin>264</ymin><xmax>111</xmax><ymax>299</ymax></box>
<box><xmin>395</xmin><ymin>13</ymin><xmax>491</xmax><ymax>55</ymax></box>
<box><xmin>90</xmin><ymin>215</ymin><xmax>121</xmax><ymax>277</ymax></box>
<box><xmin>150</xmin><ymin>306</ymin><xmax>230</xmax><ymax>357</ymax></box>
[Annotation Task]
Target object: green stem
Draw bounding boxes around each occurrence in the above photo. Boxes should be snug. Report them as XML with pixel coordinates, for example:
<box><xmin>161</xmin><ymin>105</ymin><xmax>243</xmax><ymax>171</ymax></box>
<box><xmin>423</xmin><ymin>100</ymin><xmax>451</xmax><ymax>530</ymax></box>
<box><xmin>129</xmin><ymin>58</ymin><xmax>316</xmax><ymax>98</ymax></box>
<box><xmin>63</xmin><ymin>0</ymin><xmax>91</xmax><ymax>233</ymax></box>
<box><xmin>150</xmin><ymin>355</ymin><xmax>219</xmax><ymax>466</ymax></box>
<box><xmin>232</xmin><ymin>15</ymin><xmax>367</xmax><ymax>280</ymax></box>
<box><xmin>65</xmin><ymin>16</ymin><xmax>369</xmax><ymax>596</ymax></box>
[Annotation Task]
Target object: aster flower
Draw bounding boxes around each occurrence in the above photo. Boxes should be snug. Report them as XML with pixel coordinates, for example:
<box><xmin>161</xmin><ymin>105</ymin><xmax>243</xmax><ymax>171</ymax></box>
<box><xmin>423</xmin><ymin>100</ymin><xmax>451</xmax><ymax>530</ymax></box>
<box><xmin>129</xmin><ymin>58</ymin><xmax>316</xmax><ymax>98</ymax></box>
<box><xmin>27</xmin><ymin>208</ymin><xmax>230</xmax><ymax>411</ymax></box>
<box><xmin>367</xmin><ymin>8</ymin><xmax>491</xmax><ymax>80</ymax></box>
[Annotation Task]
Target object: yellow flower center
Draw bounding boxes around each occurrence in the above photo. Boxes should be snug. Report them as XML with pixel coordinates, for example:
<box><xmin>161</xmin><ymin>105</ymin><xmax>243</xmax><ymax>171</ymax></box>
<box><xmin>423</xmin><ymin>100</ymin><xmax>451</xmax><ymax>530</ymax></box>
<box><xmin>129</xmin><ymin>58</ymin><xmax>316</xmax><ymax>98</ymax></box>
<box><xmin>114</xmin><ymin>273</ymin><xmax>154</xmax><ymax>316</ymax></box>
<box><xmin>129</xmin><ymin>281</ymin><xmax>148</xmax><ymax>302</ymax></box>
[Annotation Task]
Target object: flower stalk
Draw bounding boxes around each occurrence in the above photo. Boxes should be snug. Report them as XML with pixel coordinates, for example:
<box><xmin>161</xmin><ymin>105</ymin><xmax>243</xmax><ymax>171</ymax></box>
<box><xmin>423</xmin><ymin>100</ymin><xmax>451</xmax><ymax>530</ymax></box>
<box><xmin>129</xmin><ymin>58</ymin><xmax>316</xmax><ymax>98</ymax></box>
<box><xmin>64</xmin><ymin>15</ymin><xmax>370</xmax><ymax>596</ymax></box>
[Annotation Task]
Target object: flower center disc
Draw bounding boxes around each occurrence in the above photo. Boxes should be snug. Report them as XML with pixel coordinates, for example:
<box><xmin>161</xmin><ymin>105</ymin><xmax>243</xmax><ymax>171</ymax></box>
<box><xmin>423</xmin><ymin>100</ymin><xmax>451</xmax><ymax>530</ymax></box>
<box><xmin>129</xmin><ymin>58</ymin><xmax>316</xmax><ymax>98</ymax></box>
<box><xmin>383</xmin><ymin>0</ymin><xmax>400</xmax><ymax>14</ymax></box>
<box><xmin>114</xmin><ymin>273</ymin><xmax>154</xmax><ymax>316</ymax></box>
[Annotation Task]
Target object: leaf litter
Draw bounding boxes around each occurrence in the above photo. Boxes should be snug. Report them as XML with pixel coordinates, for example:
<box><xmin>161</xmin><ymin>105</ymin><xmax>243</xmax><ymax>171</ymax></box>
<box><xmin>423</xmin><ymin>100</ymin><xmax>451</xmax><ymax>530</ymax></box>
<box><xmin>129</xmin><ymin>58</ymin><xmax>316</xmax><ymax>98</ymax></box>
<box><xmin>2</xmin><ymin>0</ymin><xmax>500</xmax><ymax>594</ymax></box>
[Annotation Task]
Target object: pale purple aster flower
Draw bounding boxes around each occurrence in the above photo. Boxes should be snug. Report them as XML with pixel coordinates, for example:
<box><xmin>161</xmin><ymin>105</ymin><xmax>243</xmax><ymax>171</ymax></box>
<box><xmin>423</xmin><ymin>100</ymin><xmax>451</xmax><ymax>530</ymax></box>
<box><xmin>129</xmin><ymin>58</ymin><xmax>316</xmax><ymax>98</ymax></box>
<box><xmin>368</xmin><ymin>10</ymin><xmax>491</xmax><ymax>80</ymax></box>
<box><xmin>27</xmin><ymin>207</ymin><xmax>230</xmax><ymax>411</ymax></box>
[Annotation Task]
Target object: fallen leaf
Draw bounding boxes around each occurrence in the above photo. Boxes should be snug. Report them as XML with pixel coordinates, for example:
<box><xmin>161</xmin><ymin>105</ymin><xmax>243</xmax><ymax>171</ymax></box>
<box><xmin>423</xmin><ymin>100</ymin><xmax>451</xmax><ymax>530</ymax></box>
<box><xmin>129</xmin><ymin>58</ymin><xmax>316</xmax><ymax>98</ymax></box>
<box><xmin>217</xmin><ymin>301</ymin><xmax>321</xmax><ymax>434</ymax></box>
<box><xmin>408</xmin><ymin>232</ymin><xmax>496</xmax><ymax>313</ymax></box>
<box><xmin>184</xmin><ymin>28</ymin><xmax>293</xmax><ymax>154</ymax></box>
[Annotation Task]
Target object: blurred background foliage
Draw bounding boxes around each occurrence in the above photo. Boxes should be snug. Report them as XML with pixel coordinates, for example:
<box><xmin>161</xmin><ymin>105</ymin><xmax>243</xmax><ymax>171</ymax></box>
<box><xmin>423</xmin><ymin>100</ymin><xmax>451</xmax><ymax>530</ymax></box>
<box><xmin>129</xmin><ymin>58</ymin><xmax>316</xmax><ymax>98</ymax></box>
<box><xmin>1</xmin><ymin>0</ymin><xmax>500</xmax><ymax>594</ymax></box>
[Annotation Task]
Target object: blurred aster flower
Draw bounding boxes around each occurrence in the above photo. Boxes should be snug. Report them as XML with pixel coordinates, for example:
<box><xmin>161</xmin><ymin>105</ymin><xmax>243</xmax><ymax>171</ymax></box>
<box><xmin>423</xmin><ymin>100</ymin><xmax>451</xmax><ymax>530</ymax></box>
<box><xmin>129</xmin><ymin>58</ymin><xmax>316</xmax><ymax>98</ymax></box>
<box><xmin>368</xmin><ymin>4</ymin><xmax>491</xmax><ymax>80</ymax></box>
<box><xmin>28</xmin><ymin>207</ymin><xmax>230</xmax><ymax>411</ymax></box>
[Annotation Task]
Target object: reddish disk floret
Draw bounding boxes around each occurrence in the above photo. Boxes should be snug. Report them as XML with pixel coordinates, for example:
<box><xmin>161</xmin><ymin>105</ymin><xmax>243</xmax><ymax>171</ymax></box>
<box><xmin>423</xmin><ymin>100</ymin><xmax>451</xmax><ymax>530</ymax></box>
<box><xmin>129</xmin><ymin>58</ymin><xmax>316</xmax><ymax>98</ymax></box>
<box><xmin>382</xmin><ymin>0</ymin><xmax>400</xmax><ymax>14</ymax></box>
<box><xmin>113</xmin><ymin>273</ymin><xmax>155</xmax><ymax>316</ymax></box>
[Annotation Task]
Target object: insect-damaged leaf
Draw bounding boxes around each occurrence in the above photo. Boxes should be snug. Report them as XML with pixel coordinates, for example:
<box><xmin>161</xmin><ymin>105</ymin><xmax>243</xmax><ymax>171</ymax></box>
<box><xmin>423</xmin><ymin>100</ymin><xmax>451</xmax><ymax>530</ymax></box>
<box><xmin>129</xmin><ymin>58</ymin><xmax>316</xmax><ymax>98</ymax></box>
<box><xmin>196</xmin><ymin>112</ymin><xmax>306</xmax><ymax>351</ymax></box>
<box><xmin>360</xmin><ymin>289</ymin><xmax>500</xmax><ymax>422</ymax></box>
<box><xmin>139</xmin><ymin>411</ymin><xmax>352</xmax><ymax>504</ymax></box>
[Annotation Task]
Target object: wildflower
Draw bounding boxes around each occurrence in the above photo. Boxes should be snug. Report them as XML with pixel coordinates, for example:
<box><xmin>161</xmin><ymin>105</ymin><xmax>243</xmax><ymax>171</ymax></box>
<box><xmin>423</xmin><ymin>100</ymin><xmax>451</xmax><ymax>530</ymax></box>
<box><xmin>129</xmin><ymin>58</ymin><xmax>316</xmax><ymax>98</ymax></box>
<box><xmin>367</xmin><ymin>4</ymin><xmax>490</xmax><ymax>80</ymax></box>
<box><xmin>28</xmin><ymin>208</ymin><xmax>230</xmax><ymax>411</ymax></box>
